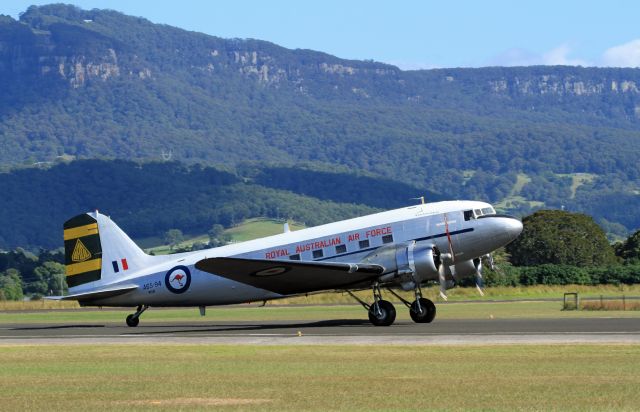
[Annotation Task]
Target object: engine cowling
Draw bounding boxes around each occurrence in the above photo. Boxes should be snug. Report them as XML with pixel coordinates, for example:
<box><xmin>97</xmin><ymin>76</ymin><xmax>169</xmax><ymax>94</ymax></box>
<box><xmin>360</xmin><ymin>242</ymin><xmax>444</xmax><ymax>290</ymax></box>
<box><xmin>395</xmin><ymin>242</ymin><xmax>442</xmax><ymax>290</ymax></box>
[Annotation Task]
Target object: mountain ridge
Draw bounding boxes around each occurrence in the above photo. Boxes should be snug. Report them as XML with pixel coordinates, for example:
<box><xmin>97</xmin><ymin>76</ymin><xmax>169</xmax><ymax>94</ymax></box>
<box><xmin>1</xmin><ymin>4</ymin><xmax>640</xmax><ymax>234</ymax></box>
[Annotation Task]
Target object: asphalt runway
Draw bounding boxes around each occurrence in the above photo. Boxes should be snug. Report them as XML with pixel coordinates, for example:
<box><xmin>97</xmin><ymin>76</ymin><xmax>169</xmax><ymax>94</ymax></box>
<box><xmin>1</xmin><ymin>317</ymin><xmax>639</xmax><ymax>345</ymax></box>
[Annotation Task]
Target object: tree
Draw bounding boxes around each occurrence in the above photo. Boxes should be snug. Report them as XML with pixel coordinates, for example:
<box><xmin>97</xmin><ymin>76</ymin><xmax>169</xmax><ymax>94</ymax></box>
<box><xmin>615</xmin><ymin>229</ymin><xmax>640</xmax><ymax>264</ymax></box>
<box><xmin>164</xmin><ymin>229</ymin><xmax>184</xmax><ymax>250</ymax></box>
<box><xmin>33</xmin><ymin>261</ymin><xmax>66</xmax><ymax>295</ymax></box>
<box><xmin>506</xmin><ymin>210</ymin><xmax>617</xmax><ymax>267</ymax></box>
<box><xmin>207</xmin><ymin>224</ymin><xmax>225</xmax><ymax>244</ymax></box>
<box><xmin>0</xmin><ymin>269</ymin><xmax>23</xmax><ymax>301</ymax></box>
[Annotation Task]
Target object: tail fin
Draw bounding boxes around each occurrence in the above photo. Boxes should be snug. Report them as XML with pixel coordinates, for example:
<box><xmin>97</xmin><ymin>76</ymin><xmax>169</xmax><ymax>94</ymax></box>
<box><xmin>64</xmin><ymin>211</ymin><xmax>152</xmax><ymax>291</ymax></box>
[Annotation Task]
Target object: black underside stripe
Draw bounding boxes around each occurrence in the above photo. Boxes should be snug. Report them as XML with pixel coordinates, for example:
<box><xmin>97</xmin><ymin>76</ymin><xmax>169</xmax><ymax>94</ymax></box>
<box><xmin>66</xmin><ymin>270</ymin><xmax>101</xmax><ymax>288</ymax></box>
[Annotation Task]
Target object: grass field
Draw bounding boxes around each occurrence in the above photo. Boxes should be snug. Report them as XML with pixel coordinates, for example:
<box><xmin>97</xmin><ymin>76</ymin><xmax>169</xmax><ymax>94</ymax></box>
<box><xmin>2</xmin><ymin>298</ymin><xmax>640</xmax><ymax>325</ymax></box>
<box><xmin>3</xmin><ymin>284</ymin><xmax>640</xmax><ymax>310</ymax></box>
<box><xmin>224</xmin><ymin>218</ymin><xmax>305</xmax><ymax>242</ymax></box>
<box><xmin>1</xmin><ymin>344</ymin><xmax>639</xmax><ymax>411</ymax></box>
<box><xmin>144</xmin><ymin>218</ymin><xmax>306</xmax><ymax>254</ymax></box>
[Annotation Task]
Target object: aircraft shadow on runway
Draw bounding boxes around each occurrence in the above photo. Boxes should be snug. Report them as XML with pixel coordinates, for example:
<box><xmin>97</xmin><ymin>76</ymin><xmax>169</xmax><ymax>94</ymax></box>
<box><xmin>121</xmin><ymin>318</ymin><xmax>373</xmax><ymax>335</ymax></box>
<box><xmin>10</xmin><ymin>324</ymin><xmax>105</xmax><ymax>331</ymax></box>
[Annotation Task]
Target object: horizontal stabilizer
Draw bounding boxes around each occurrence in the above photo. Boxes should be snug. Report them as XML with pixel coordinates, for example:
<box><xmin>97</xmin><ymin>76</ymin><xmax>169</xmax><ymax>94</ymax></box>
<box><xmin>195</xmin><ymin>257</ymin><xmax>385</xmax><ymax>295</ymax></box>
<box><xmin>45</xmin><ymin>285</ymin><xmax>138</xmax><ymax>302</ymax></box>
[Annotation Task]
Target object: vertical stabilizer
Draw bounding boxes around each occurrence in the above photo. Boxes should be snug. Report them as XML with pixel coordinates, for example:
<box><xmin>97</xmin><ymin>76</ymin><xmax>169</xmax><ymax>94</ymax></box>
<box><xmin>64</xmin><ymin>211</ymin><xmax>152</xmax><ymax>292</ymax></box>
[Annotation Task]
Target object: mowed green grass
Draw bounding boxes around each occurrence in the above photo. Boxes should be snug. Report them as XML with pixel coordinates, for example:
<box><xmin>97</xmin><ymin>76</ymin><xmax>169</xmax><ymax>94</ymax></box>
<box><xmin>1</xmin><ymin>344</ymin><xmax>640</xmax><ymax>411</ymax></box>
<box><xmin>2</xmin><ymin>300</ymin><xmax>640</xmax><ymax>325</ymax></box>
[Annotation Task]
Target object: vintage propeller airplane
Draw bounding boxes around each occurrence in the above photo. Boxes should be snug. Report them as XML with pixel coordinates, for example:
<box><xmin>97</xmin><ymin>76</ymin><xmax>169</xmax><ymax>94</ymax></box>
<box><xmin>52</xmin><ymin>200</ymin><xmax>522</xmax><ymax>327</ymax></box>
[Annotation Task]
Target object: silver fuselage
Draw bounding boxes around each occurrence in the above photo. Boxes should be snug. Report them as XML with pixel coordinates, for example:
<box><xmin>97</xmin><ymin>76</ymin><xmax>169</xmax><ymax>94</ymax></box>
<box><xmin>85</xmin><ymin>201</ymin><xmax>521</xmax><ymax>307</ymax></box>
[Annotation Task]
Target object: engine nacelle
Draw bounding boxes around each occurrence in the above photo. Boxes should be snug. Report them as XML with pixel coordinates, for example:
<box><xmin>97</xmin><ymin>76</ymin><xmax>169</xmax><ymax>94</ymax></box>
<box><xmin>360</xmin><ymin>242</ymin><xmax>443</xmax><ymax>290</ymax></box>
<box><xmin>394</xmin><ymin>242</ymin><xmax>441</xmax><ymax>290</ymax></box>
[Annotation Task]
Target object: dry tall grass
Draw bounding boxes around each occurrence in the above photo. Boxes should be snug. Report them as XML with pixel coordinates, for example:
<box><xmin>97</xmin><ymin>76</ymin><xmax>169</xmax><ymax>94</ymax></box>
<box><xmin>581</xmin><ymin>299</ymin><xmax>640</xmax><ymax>311</ymax></box>
<box><xmin>0</xmin><ymin>300</ymin><xmax>79</xmax><ymax>310</ymax></box>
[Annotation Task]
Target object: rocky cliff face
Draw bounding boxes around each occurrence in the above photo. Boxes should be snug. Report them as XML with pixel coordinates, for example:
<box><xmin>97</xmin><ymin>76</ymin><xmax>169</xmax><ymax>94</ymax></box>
<box><xmin>488</xmin><ymin>75</ymin><xmax>639</xmax><ymax>96</ymax></box>
<box><xmin>0</xmin><ymin>19</ymin><xmax>153</xmax><ymax>88</ymax></box>
<box><xmin>2</xmin><ymin>3</ymin><xmax>640</xmax><ymax>115</ymax></box>
<box><xmin>3</xmin><ymin>8</ymin><xmax>640</xmax><ymax>106</ymax></box>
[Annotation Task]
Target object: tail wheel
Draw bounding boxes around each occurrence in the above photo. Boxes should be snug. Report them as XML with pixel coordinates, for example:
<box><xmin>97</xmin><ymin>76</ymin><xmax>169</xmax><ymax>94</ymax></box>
<box><xmin>409</xmin><ymin>298</ymin><xmax>436</xmax><ymax>323</ymax></box>
<box><xmin>126</xmin><ymin>314</ymin><xmax>140</xmax><ymax>327</ymax></box>
<box><xmin>368</xmin><ymin>300</ymin><xmax>396</xmax><ymax>326</ymax></box>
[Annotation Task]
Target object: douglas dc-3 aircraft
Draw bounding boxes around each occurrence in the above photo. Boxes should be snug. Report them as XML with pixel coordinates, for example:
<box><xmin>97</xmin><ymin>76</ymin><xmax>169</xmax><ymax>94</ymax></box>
<box><xmin>53</xmin><ymin>201</ymin><xmax>522</xmax><ymax>327</ymax></box>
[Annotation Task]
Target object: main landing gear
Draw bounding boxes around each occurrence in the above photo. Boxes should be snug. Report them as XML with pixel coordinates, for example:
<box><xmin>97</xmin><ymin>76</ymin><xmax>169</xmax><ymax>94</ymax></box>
<box><xmin>348</xmin><ymin>283</ymin><xmax>436</xmax><ymax>326</ymax></box>
<box><xmin>126</xmin><ymin>305</ymin><xmax>148</xmax><ymax>327</ymax></box>
<box><xmin>393</xmin><ymin>286</ymin><xmax>436</xmax><ymax>324</ymax></box>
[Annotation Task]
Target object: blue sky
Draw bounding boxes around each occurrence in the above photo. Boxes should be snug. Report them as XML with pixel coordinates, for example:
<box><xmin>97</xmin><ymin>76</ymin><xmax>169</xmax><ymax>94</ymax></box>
<box><xmin>4</xmin><ymin>1</ymin><xmax>640</xmax><ymax>69</ymax></box>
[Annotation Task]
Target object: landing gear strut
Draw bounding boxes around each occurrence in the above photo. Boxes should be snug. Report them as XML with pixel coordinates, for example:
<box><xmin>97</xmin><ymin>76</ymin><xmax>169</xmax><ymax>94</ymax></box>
<box><xmin>348</xmin><ymin>283</ymin><xmax>396</xmax><ymax>326</ymax></box>
<box><xmin>126</xmin><ymin>305</ymin><xmax>148</xmax><ymax>327</ymax></box>
<box><xmin>386</xmin><ymin>286</ymin><xmax>436</xmax><ymax>323</ymax></box>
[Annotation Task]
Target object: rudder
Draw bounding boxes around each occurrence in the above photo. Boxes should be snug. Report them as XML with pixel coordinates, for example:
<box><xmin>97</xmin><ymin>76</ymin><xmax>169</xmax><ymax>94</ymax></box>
<box><xmin>64</xmin><ymin>213</ymin><xmax>103</xmax><ymax>288</ymax></box>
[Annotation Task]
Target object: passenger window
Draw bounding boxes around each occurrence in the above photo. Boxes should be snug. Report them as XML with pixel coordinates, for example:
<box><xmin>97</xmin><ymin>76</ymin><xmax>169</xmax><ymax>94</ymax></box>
<box><xmin>312</xmin><ymin>249</ymin><xmax>323</xmax><ymax>259</ymax></box>
<box><xmin>335</xmin><ymin>244</ymin><xmax>347</xmax><ymax>254</ymax></box>
<box><xmin>464</xmin><ymin>210</ymin><xmax>474</xmax><ymax>221</ymax></box>
<box><xmin>359</xmin><ymin>239</ymin><xmax>370</xmax><ymax>249</ymax></box>
<box><xmin>289</xmin><ymin>254</ymin><xmax>300</xmax><ymax>261</ymax></box>
<box><xmin>382</xmin><ymin>234</ymin><xmax>393</xmax><ymax>244</ymax></box>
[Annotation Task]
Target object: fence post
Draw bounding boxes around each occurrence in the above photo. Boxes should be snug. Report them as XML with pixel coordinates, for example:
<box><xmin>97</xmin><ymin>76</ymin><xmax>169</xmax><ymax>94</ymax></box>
<box><xmin>623</xmin><ymin>295</ymin><xmax>626</xmax><ymax>311</ymax></box>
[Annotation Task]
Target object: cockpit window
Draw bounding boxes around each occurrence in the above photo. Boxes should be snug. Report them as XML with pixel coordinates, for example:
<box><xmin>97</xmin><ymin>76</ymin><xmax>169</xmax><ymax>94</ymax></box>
<box><xmin>474</xmin><ymin>209</ymin><xmax>483</xmax><ymax>217</ymax></box>
<box><xmin>464</xmin><ymin>210</ymin><xmax>474</xmax><ymax>221</ymax></box>
<box><xmin>482</xmin><ymin>207</ymin><xmax>496</xmax><ymax>215</ymax></box>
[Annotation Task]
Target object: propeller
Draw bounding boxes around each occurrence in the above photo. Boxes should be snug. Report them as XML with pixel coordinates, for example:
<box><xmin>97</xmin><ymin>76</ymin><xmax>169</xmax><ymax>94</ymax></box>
<box><xmin>438</xmin><ymin>263</ymin><xmax>448</xmax><ymax>301</ymax></box>
<box><xmin>475</xmin><ymin>253</ymin><xmax>497</xmax><ymax>296</ymax></box>
<box><xmin>474</xmin><ymin>257</ymin><xmax>485</xmax><ymax>296</ymax></box>
<box><xmin>438</xmin><ymin>213</ymin><xmax>456</xmax><ymax>300</ymax></box>
<box><xmin>486</xmin><ymin>253</ymin><xmax>496</xmax><ymax>270</ymax></box>
<box><xmin>443</xmin><ymin>214</ymin><xmax>455</xmax><ymax>263</ymax></box>
<box><xmin>438</xmin><ymin>252</ymin><xmax>453</xmax><ymax>301</ymax></box>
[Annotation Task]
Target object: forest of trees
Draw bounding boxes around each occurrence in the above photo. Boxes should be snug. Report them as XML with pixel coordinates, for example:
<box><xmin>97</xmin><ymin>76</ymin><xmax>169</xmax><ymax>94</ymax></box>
<box><xmin>0</xmin><ymin>159</ymin><xmax>639</xmax><ymax>249</ymax></box>
<box><xmin>0</xmin><ymin>159</ymin><xmax>393</xmax><ymax>249</ymax></box>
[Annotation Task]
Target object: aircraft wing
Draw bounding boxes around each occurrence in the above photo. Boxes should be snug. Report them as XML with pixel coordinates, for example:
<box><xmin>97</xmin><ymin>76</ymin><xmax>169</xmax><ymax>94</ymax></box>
<box><xmin>195</xmin><ymin>257</ymin><xmax>385</xmax><ymax>295</ymax></box>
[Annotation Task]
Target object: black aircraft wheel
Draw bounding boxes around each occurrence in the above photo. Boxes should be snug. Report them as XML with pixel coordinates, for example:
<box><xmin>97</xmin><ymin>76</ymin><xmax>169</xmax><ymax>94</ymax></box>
<box><xmin>409</xmin><ymin>298</ymin><xmax>436</xmax><ymax>323</ymax></box>
<box><xmin>126</xmin><ymin>314</ymin><xmax>140</xmax><ymax>327</ymax></box>
<box><xmin>368</xmin><ymin>300</ymin><xmax>396</xmax><ymax>326</ymax></box>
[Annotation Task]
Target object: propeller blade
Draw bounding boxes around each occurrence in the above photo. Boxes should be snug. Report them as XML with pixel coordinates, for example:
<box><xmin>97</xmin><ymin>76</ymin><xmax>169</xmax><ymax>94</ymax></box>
<box><xmin>444</xmin><ymin>214</ymin><xmax>455</xmax><ymax>263</ymax></box>
<box><xmin>486</xmin><ymin>253</ymin><xmax>495</xmax><ymax>271</ymax></box>
<box><xmin>438</xmin><ymin>264</ymin><xmax>448</xmax><ymax>301</ymax></box>
<box><xmin>475</xmin><ymin>258</ymin><xmax>485</xmax><ymax>296</ymax></box>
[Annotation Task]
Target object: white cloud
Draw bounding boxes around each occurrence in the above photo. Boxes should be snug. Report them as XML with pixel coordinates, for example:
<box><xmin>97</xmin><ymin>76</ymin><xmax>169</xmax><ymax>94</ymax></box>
<box><xmin>601</xmin><ymin>39</ymin><xmax>640</xmax><ymax>67</ymax></box>
<box><xmin>541</xmin><ymin>44</ymin><xmax>589</xmax><ymax>66</ymax></box>
<box><xmin>487</xmin><ymin>44</ymin><xmax>589</xmax><ymax>67</ymax></box>
<box><xmin>487</xmin><ymin>48</ymin><xmax>541</xmax><ymax>66</ymax></box>
<box><xmin>388</xmin><ymin>61</ymin><xmax>440</xmax><ymax>70</ymax></box>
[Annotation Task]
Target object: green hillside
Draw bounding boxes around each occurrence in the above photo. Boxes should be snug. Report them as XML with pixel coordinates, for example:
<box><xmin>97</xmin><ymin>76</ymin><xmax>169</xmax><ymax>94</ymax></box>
<box><xmin>0</xmin><ymin>4</ymin><xmax>639</xmax><ymax>235</ymax></box>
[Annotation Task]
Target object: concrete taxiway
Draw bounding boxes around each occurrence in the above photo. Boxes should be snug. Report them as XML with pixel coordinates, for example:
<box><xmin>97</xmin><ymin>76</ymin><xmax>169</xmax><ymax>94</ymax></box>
<box><xmin>1</xmin><ymin>317</ymin><xmax>639</xmax><ymax>345</ymax></box>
